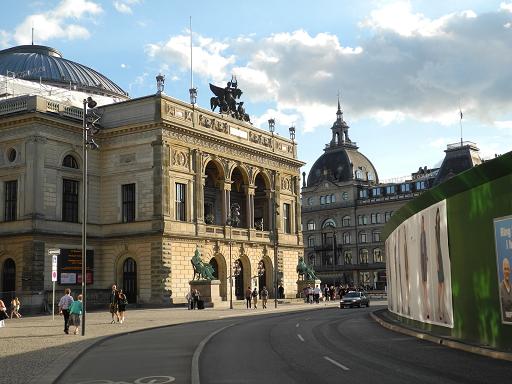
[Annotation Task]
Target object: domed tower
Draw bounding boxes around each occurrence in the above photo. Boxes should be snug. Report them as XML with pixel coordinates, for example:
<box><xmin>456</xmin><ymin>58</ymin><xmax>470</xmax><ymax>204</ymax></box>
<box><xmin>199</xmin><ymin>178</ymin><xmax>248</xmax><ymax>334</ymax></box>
<box><xmin>0</xmin><ymin>45</ymin><xmax>129</xmax><ymax>100</ymax></box>
<box><xmin>306</xmin><ymin>98</ymin><xmax>378</xmax><ymax>187</ymax></box>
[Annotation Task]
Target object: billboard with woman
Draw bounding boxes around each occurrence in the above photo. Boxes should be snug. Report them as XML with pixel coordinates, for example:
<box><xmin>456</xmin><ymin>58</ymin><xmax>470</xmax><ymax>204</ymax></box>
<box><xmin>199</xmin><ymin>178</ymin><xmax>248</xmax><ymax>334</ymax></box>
<box><xmin>386</xmin><ymin>200</ymin><xmax>453</xmax><ymax>327</ymax></box>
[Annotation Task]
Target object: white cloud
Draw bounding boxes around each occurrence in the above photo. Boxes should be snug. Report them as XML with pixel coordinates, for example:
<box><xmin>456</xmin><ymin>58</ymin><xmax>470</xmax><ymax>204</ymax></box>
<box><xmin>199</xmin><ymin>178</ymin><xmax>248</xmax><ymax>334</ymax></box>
<box><xmin>146</xmin><ymin>4</ymin><xmax>512</xmax><ymax>131</ymax></box>
<box><xmin>120</xmin><ymin>63</ymin><xmax>128</xmax><ymax>68</ymax></box>
<box><xmin>494</xmin><ymin>120</ymin><xmax>512</xmax><ymax>129</ymax></box>
<box><xmin>113</xmin><ymin>0</ymin><xmax>140</xmax><ymax>14</ymax></box>
<box><xmin>500</xmin><ymin>2</ymin><xmax>512</xmax><ymax>13</ymax></box>
<box><xmin>0</xmin><ymin>30</ymin><xmax>9</xmax><ymax>49</ymax></box>
<box><xmin>13</xmin><ymin>0</ymin><xmax>102</xmax><ymax>44</ymax></box>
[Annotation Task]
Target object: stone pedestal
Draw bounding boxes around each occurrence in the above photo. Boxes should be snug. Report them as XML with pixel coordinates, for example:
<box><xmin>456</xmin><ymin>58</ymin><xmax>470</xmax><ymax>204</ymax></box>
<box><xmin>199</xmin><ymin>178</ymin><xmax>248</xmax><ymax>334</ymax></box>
<box><xmin>296</xmin><ymin>279</ymin><xmax>322</xmax><ymax>299</ymax></box>
<box><xmin>189</xmin><ymin>279</ymin><xmax>222</xmax><ymax>307</ymax></box>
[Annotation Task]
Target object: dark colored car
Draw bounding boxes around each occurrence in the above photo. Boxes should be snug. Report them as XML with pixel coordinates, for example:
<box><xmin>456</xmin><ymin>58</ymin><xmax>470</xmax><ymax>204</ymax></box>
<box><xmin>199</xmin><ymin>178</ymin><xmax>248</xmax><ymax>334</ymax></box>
<box><xmin>339</xmin><ymin>291</ymin><xmax>370</xmax><ymax>308</ymax></box>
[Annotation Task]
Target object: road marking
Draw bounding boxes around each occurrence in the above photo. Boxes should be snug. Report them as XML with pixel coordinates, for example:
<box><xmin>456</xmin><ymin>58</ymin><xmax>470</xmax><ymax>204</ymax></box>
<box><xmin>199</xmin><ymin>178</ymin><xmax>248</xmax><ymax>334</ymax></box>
<box><xmin>297</xmin><ymin>334</ymin><xmax>305</xmax><ymax>342</ymax></box>
<box><xmin>323</xmin><ymin>356</ymin><xmax>350</xmax><ymax>371</ymax></box>
<box><xmin>296</xmin><ymin>323</ymin><xmax>300</xmax><ymax>328</ymax></box>
<box><xmin>191</xmin><ymin>324</ymin><xmax>235</xmax><ymax>384</ymax></box>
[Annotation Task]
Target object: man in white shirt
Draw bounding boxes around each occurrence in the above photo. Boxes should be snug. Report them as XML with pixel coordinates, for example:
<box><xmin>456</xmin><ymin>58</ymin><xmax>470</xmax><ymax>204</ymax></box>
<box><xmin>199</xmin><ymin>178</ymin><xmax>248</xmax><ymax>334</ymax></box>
<box><xmin>58</xmin><ymin>288</ymin><xmax>74</xmax><ymax>334</ymax></box>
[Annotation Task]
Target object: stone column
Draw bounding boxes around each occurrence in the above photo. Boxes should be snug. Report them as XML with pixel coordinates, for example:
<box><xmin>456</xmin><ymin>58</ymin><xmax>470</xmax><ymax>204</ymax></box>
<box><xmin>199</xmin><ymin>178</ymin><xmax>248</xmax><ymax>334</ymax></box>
<box><xmin>194</xmin><ymin>149</ymin><xmax>204</xmax><ymax>223</ymax></box>
<box><xmin>220</xmin><ymin>180</ymin><xmax>231</xmax><ymax>222</ymax></box>
<box><xmin>244</xmin><ymin>185</ymin><xmax>255</xmax><ymax>229</ymax></box>
<box><xmin>25</xmin><ymin>136</ymin><xmax>46</xmax><ymax>219</ymax></box>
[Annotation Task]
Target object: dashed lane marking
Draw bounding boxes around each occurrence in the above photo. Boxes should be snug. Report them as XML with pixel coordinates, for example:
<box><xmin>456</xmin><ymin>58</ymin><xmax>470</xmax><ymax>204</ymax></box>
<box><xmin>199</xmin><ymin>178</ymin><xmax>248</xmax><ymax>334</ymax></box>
<box><xmin>323</xmin><ymin>356</ymin><xmax>350</xmax><ymax>371</ymax></box>
<box><xmin>297</xmin><ymin>334</ymin><xmax>305</xmax><ymax>342</ymax></box>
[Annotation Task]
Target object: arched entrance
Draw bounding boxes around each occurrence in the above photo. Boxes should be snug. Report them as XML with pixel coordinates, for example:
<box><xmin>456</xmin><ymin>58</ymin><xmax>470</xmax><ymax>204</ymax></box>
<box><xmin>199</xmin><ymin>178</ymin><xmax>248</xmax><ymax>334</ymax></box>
<box><xmin>254</xmin><ymin>173</ymin><xmax>270</xmax><ymax>230</ymax></box>
<box><xmin>2</xmin><ymin>258</ymin><xmax>15</xmax><ymax>293</ymax></box>
<box><xmin>257</xmin><ymin>260</ymin><xmax>267</xmax><ymax>291</ymax></box>
<box><xmin>209</xmin><ymin>258</ymin><xmax>219</xmax><ymax>279</ymax></box>
<box><xmin>234</xmin><ymin>259</ymin><xmax>244</xmax><ymax>300</ymax></box>
<box><xmin>122</xmin><ymin>258</ymin><xmax>137</xmax><ymax>304</ymax></box>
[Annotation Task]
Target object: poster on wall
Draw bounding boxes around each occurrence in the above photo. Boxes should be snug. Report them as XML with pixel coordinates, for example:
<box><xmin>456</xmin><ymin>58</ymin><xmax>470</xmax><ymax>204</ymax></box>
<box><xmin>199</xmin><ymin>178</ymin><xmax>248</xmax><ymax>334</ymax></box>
<box><xmin>58</xmin><ymin>249</ymin><xmax>94</xmax><ymax>285</ymax></box>
<box><xmin>493</xmin><ymin>216</ymin><xmax>512</xmax><ymax>324</ymax></box>
<box><xmin>386</xmin><ymin>200</ymin><xmax>453</xmax><ymax>327</ymax></box>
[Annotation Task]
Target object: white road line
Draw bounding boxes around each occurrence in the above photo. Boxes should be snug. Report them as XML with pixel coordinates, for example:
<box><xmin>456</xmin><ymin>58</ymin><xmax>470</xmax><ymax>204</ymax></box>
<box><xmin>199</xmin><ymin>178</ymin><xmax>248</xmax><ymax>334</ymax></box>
<box><xmin>191</xmin><ymin>323</ymin><xmax>236</xmax><ymax>384</ymax></box>
<box><xmin>296</xmin><ymin>323</ymin><xmax>300</xmax><ymax>328</ymax></box>
<box><xmin>323</xmin><ymin>356</ymin><xmax>350</xmax><ymax>371</ymax></box>
<box><xmin>297</xmin><ymin>334</ymin><xmax>305</xmax><ymax>342</ymax></box>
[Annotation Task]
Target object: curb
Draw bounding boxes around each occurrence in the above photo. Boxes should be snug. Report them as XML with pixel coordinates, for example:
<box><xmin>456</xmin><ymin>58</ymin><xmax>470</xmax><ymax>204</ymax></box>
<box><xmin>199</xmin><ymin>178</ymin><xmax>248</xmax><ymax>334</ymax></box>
<box><xmin>370</xmin><ymin>311</ymin><xmax>512</xmax><ymax>362</ymax></box>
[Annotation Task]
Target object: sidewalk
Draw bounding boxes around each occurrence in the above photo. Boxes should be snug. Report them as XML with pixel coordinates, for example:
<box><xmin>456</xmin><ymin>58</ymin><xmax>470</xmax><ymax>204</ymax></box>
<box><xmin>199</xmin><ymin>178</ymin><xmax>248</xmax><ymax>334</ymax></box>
<box><xmin>371</xmin><ymin>308</ymin><xmax>512</xmax><ymax>362</ymax></box>
<box><xmin>0</xmin><ymin>300</ymin><xmax>342</xmax><ymax>384</ymax></box>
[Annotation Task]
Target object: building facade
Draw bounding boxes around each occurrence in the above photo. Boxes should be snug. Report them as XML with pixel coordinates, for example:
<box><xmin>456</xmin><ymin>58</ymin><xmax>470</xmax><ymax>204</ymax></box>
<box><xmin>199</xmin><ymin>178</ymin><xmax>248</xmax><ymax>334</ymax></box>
<box><xmin>301</xmin><ymin>101</ymin><xmax>447</xmax><ymax>289</ymax></box>
<box><xmin>0</xmin><ymin>45</ymin><xmax>304</xmax><ymax>307</ymax></box>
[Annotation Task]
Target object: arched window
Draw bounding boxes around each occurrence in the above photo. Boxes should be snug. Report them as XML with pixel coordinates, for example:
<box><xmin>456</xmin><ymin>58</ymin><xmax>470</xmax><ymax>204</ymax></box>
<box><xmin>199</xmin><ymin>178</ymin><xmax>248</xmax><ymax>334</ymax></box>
<box><xmin>355</xmin><ymin>170</ymin><xmax>363</xmax><ymax>179</ymax></box>
<box><xmin>373</xmin><ymin>248</ymin><xmax>383</xmax><ymax>262</ymax></box>
<box><xmin>322</xmin><ymin>218</ymin><xmax>336</xmax><ymax>229</ymax></box>
<box><xmin>360</xmin><ymin>249</ymin><xmax>369</xmax><ymax>264</ymax></box>
<box><xmin>62</xmin><ymin>155</ymin><xmax>79</xmax><ymax>169</ymax></box>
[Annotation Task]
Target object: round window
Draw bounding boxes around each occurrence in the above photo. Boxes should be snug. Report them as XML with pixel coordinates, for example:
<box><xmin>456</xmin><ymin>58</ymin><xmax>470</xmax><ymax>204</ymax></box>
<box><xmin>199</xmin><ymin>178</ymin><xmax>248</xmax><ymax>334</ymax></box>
<box><xmin>342</xmin><ymin>192</ymin><xmax>349</xmax><ymax>200</ymax></box>
<box><xmin>7</xmin><ymin>148</ymin><xmax>16</xmax><ymax>163</ymax></box>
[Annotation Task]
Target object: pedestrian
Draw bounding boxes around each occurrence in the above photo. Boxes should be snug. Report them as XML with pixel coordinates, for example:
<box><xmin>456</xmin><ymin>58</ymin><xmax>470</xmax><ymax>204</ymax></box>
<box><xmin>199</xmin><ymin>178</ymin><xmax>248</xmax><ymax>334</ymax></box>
<box><xmin>251</xmin><ymin>287</ymin><xmax>258</xmax><ymax>309</ymax></box>
<box><xmin>307</xmin><ymin>284</ymin><xmax>313</xmax><ymax>304</ymax></box>
<box><xmin>68</xmin><ymin>294</ymin><xmax>83</xmax><ymax>335</ymax></box>
<box><xmin>261</xmin><ymin>286</ymin><xmax>269</xmax><ymax>309</ymax></box>
<box><xmin>10</xmin><ymin>297</ymin><xmax>21</xmax><ymax>318</ymax></box>
<box><xmin>245</xmin><ymin>286</ymin><xmax>252</xmax><ymax>309</ymax></box>
<box><xmin>278</xmin><ymin>285</ymin><xmax>284</xmax><ymax>299</ymax></box>
<box><xmin>192</xmin><ymin>289</ymin><xmax>200</xmax><ymax>309</ymax></box>
<box><xmin>109</xmin><ymin>284</ymin><xmax>119</xmax><ymax>323</ymax></box>
<box><xmin>186</xmin><ymin>289</ymin><xmax>193</xmax><ymax>310</ymax></box>
<box><xmin>58</xmin><ymin>288</ymin><xmax>74</xmax><ymax>334</ymax></box>
<box><xmin>118</xmin><ymin>289</ymin><xmax>128</xmax><ymax>323</ymax></box>
<box><xmin>0</xmin><ymin>299</ymin><xmax>8</xmax><ymax>328</ymax></box>
<box><xmin>324</xmin><ymin>285</ymin><xmax>330</xmax><ymax>301</ymax></box>
<box><xmin>313</xmin><ymin>285</ymin><xmax>321</xmax><ymax>304</ymax></box>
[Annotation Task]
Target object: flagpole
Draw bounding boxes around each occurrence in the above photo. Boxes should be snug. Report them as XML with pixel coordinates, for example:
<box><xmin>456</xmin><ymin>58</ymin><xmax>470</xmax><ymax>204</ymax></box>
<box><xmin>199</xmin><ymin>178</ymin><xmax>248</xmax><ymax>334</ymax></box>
<box><xmin>459</xmin><ymin>107</ymin><xmax>463</xmax><ymax>147</ymax></box>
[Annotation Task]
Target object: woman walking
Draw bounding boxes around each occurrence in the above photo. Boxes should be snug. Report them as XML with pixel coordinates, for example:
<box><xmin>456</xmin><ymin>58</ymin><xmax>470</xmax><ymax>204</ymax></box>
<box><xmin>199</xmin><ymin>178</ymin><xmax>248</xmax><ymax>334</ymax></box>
<box><xmin>117</xmin><ymin>289</ymin><xmax>128</xmax><ymax>323</ymax></box>
<box><xmin>0</xmin><ymin>299</ymin><xmax>8</xmax><ymax>327</ymax></box>
<box><xmin>68</xmin><ymin>294</ymin><xmax>83</xmax><ymax>335</ymax></box>
<box><xmin>10</xmin><ymin>297</ymin><xmax>21</xmax><ymax>318</ymax></box>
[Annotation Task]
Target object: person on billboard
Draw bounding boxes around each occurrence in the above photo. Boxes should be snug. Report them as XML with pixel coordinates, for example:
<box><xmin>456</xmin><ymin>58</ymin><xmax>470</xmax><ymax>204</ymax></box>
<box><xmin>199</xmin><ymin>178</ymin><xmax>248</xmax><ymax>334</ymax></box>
<box><xmin>435</xmin><ymin>208</ymin><xmax>448</xmax><ymax>323</ymax></box>
<box><xmin>420</xmin><ymin>215</ymin><xmax>430</xmax><ymax>320</ymax></box>
<box><xmin>500</xmin><ymin>257</ymin><xmax>512</xmax><ymax>322</ymax></box>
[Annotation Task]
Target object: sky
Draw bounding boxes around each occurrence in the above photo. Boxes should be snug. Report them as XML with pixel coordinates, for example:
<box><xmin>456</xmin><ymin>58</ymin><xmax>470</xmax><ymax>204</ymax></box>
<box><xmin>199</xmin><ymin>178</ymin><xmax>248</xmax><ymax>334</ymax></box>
<box><xmin>2</xmin><ymin>0</ymin><xmax>512</xmax><ymax>181</ymax></box>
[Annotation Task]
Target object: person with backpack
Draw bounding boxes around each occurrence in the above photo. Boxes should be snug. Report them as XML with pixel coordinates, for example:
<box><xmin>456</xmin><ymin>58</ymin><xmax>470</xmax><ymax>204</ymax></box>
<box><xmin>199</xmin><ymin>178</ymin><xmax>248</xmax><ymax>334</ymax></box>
<box><xmin>260</xmin><ymin>286</ymin><xmax>269</xmax><ymax>309</ymax></box>
<box><xmin>117</xmin><ymin>289</ymin><xmax>128</xmax><ymax>323</ymax></box>
<box><xmin>68</xmin><ymin>294</ymin><xmax>83</xmax><ymax>335</ymax></box>
<box><xmin>251</xmin><ymin>287</ymin><xmax>258</xmax><ymax>309</ymax></box>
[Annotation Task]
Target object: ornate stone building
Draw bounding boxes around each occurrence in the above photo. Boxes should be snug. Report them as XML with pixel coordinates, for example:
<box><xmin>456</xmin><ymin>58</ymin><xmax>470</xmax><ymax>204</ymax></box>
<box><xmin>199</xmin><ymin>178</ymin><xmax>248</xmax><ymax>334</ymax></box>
<box><xmin>301</xmin><ymin>100</ymin><xmax>438</xmax><ymax>289</ymax></box>
<box><xmin>0</xmin><ymin>45</ymin><xmax>304</xmax><ymax>306</ymax></box>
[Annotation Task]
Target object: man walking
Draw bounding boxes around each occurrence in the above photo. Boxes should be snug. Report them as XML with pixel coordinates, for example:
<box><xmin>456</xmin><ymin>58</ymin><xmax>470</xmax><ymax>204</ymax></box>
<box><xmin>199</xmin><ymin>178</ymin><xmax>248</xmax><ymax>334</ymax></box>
<box><xmin>245</xmin><ymin>286</ymin><xmax>252</xmax><ymax>309</ymax></box>
<box><xmin>58</xmin><ymin>288</ymin><xmax>74</xmax><ymax>334</ymax></box>
<box><xmin>109</xmin><ymin>284</ymin><xmax>119</xmax><ymax>323</ymax></box>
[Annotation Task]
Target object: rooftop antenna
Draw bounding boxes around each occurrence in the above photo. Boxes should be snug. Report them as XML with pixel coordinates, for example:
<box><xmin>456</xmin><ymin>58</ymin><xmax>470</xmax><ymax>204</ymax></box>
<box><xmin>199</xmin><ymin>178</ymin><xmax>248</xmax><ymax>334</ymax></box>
<box><xmin>459</xmin><ymin>101</ymin><xmax>463</xmax><ymax>147</ymax></box>
<box><xmin>31</xmin><ymin>27</ymin><xmax>34</xmax><ymax>45</ymax></box>
<box><xmin>188</xmin><ymin>16</ymin><xmax>197</xmax><ymax>105</ymax></box>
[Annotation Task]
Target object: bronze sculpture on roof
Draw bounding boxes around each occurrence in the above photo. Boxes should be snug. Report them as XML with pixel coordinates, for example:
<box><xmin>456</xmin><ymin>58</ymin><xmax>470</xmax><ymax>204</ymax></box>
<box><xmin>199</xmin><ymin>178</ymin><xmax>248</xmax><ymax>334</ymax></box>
<box><xmin>209</xmin><ymin>75</ymin><xmax>251</xmax><ymax>123</ymax></box>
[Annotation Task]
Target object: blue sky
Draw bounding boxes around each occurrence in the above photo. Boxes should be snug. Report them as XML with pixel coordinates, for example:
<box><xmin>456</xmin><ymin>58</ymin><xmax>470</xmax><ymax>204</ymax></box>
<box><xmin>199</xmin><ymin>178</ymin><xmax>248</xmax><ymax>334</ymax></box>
<box><xmin>2</xmin><ymin>0</ymin><xmax>512</xmax><ymax>181</ymax></box>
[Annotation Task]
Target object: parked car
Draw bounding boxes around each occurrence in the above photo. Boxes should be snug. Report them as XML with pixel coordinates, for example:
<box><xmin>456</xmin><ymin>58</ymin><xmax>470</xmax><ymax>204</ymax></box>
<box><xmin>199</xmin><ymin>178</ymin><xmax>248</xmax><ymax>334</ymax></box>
<box><xmin>339</xmin><ymin>291</ymin><xmax>370</xmax><ymax>308</ymax></box>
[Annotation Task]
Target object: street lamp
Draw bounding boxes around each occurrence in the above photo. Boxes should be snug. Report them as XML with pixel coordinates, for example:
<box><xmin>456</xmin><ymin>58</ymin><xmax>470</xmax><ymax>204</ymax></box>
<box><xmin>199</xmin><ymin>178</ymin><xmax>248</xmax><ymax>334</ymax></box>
<box><xmin>271</xmin><ymin>171</ymin><xmax>279</xmax><ymax>308</ymax></box>
<box><xmin>81</xmin><ymin>96</ymin><xmax>99</xmax><ymax>336</ymax></box>
<box><xmin>289</xmin><ymin>126</ymin><xmax>295</xmax><ymax>141</ymax></box>
<box><xmin>226</xmin><ymin>203</ymin><xmax>241</xmax><ymax>309</ymax></box>
<box><xmin>268</xmin><ymin>118</ymin><xmax>275</xmax><ymax>134</ymax></box>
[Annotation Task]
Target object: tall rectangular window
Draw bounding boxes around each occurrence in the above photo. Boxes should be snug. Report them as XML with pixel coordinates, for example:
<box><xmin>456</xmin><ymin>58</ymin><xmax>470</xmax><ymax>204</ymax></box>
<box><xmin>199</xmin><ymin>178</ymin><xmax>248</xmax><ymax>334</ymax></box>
<box><xmin>122</xmin><ymin>183</ymin><xmax>136</xmax><ymax>223</ymax></box>
<box><xmin>283</xmin><ymin>203</ymin><xmax>291</xmax><ymax>234</ymax></box>
<box><xmin>62</xmin><ymin>179</ymin><xmax>79</xmax><ymax>222</ymax></box>
<box><xmin>4</xmin><ymin>180</ymin><xmax>17</xmax><ymax>221</ymax></box>
<box><xmin>175</xmin><ymin>183</ymin><xmax>186</xmax><ymax>221</ymax></box>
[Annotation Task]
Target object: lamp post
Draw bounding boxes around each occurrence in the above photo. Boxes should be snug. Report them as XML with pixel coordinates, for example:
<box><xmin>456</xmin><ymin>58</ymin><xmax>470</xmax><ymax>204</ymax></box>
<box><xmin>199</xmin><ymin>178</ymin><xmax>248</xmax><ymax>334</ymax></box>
<box><xmin>226</xmin><ymin>203</ymin><xmax>240</xmax><ymax>309</ymax></box>
<box><xmin>268</xmin><ymin>118</ymin><xmax>275</xmax><ymax>134</ymax></box>
<box><xmin>81</xmin><ymin>96</ymin><xmax>99</xmax><ymax>336</ymax></box>
<box><xmin>289</xmin><ymin>126</ymin><xmax>295</xmax><ymax>140</ymax></box>
<box><xmin>272</xmin><ymin>171</ymin><xmax>279</xmax><ymax>308</ymax></box>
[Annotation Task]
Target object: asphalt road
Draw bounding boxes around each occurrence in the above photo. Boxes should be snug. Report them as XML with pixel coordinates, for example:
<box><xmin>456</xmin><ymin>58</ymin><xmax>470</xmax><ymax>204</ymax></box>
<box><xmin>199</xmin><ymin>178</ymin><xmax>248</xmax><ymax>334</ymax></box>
<box><xmin>57</xmin><ymin>306</ymin><xmax>512</xmax><ymax>384</ymax></box>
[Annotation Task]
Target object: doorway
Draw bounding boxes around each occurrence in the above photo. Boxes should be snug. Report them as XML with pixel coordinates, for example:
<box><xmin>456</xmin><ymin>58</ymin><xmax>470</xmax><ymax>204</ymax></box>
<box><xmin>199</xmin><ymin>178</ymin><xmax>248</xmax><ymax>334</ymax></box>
<box><xmin>122</xmin><ymin>258</ymin><xmax>137</xmax><ymax>304</ymax></box>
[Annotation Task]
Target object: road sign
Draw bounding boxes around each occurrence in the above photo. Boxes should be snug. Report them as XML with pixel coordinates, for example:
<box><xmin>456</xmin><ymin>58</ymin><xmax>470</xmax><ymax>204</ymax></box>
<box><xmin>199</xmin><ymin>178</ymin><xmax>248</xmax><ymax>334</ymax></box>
<box><xmin>52</xmin><ymin>254</ymin><xmax>58</xmax><ymax>282</ymax></box>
